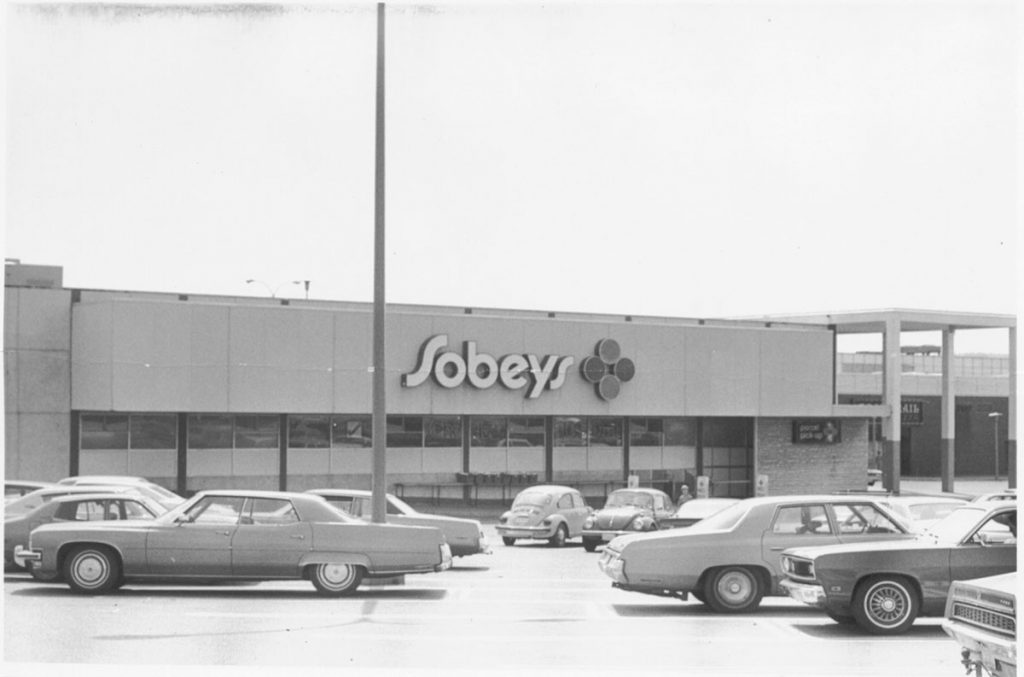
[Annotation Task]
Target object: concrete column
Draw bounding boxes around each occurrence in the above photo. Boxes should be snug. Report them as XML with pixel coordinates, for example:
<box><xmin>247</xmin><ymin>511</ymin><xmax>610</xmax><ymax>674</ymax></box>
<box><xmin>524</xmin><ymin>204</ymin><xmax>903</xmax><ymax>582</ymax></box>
<box><xmin>882</xmin><ymin>318</ymin><xmax>902</xmax><ymax>493</ymax></box>
<box><xmin>940</xmin><ymin>328</ymin><xmax>956</xmax><ymax>492</ymax></box>
<box><xmin>1008</xmin><ymin>326</ymin><xmax>1017</xmax><ymax>489</ymax></box>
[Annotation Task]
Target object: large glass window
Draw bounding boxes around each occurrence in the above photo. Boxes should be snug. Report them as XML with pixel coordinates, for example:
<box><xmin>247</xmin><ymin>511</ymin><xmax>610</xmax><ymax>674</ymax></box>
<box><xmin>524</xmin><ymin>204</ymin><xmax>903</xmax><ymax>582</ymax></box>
<box><xmin>508</xmin><ymin>417</ymin><xmax>545</xmax><ymax>447</ymax></box>
<box><xmin>331</xmin><ymin>415</ymin><xmax>372</xmax><ymax>447</ymax></box>
<box><xmin>387</xmin><ymin>416</ymin><xmax>423</xmax><ymax>448</ymax></box>
<box><xmin>554</xmin><ymin>417</ymin><xmax>586</xmax><ymax>446</ymax></box>
<box><xmin>188</xmin><ymin>414</ymin><xmax>234</xmax><ymax>448</ymax></box>
<box><xmin>234</xmin><ymin>415</ymin><xmax>279</xmax><ymax>448</ymax></box>
<box><xmin>629</xmin><ymin>418</ymin><xmax>664</xmax><ymax>446</ymax></box>
<box><xmin>425</xmin><ymin>416</ymin><xmax>462</xmax><ymax>447</ymax></box>
<box><xmin>288</xmin><ymin>415</ymin><xmax>330</xmax><ymax>448</ymax></box>
<box><xmin>81</xmin><ymin>414</ymin><xmax>129</xmax><ymax>449</ymax></box>
<box><xmin>129</xmin><ymin>414</ymin><xmax>177</xmax><ymax>449</ymax></box>
<box><xmin>589</xmin><ymin>417</ymin><xmax>623</xmax><ymax>446</ymax></box>
<box><xmin>665</xmin><ymin>418</ymin><xmax>697</xmax><ymax>445</ymax></box>
<box><xmin>471</xmin><ymin>417</ymin><xmax>507</xmax><ymax>446</ymax></box>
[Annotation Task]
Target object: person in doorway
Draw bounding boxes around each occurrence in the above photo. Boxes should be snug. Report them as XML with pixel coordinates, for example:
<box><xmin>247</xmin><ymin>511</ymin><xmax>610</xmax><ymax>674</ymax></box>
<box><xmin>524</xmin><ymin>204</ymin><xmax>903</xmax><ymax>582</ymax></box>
<box><xmin>677</xmin><ymin>485</ymin><xmax>693</xmax><ymax>505</ymax></box>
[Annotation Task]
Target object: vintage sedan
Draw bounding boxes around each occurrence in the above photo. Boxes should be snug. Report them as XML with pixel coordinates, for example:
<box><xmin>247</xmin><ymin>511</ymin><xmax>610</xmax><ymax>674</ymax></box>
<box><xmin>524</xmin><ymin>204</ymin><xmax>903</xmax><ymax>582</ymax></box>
<box><xmin>5</xmin><ymin>480</ymin><xmax>55</xmax><ymax>502</ymax></box>
<box><xmin>598</xmin><ymin>494</ymin><xmax>911</xmax><ymax>613</ymax></box>
<box><xmin>5</xmin><ymin>485</ymin><xmax>141</xmax><ymax>518</ymax></box>
<box><xmin>14</xmin><ymin>489</ymin><xmax>452</xmax><ymax>595</ymax></box>
<box><xmin>306</xmin><ymin>488</ymin><xmax>491</xmax><ymax>557</ymax></box>
<box><xmin>57</xmin><ymin>475</ymin><xmax>185</xmax><ymax>510</ymax></box>
<box><xmin>581</xmin><ymin>488</ymin><xmax>675</xmax><ymax>552</ymax></box>
<box><xmin>877</xmin><ymin>495</ymin><xmax>967</xmax><ymax>533</ymax></box>
<box><xmin>942</xmin><ymin>572</ymin><xmax>1017</xmax><ymax>677</ymax></box>
<box><xmin>496</xmin><ymin>485</ymin><xmax>591</xmax><ymax>547</ymax></box>
<box><xmin>5</xmin><ymin>492</ymin><xmax>165</xmax><ymax>573</ymax></box>
<box><xmin>780</xmin><ymin>502</ymin><xmax>1016</xmax><ymax>634</ymax></box>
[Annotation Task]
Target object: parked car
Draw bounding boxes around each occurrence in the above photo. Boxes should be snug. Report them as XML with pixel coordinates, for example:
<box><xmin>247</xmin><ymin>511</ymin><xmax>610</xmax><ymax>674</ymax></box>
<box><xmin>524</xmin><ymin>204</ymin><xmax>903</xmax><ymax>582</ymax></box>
<box><xmin>15</xmin><ymin>489</ymin><xmax>452</xmax><ymax>595</ymax></box>
<box><xmin>57</xmin><ymin>476</ymin><xmax>185</xmax><ymax>510</ymax></box>
<box><xmin>5</xmin><ymin>485</ymin><xmax>140</xmax><ymax>518</ymax></box>
<box><xmin>598</xmin><ymin>494</ymin><xmax>911</xmax><ymax>613</ymax></box>
<box><xmin>780</xmin><ymin>502</ymin><xmax>1016</xmax><ymax>634</ymax></box>
<box><xmin>5</xmin><ymin>480</ymin><xmax>55</xmax><ymax>502</ymax></box>
<box><xmin>972</xmin><ymin>489</ymin><xmax>1017</xmax><ymax>503</ymax></box>
<box><xmin>306</xmin><ymin>488</ymin><xmax>491</xmax><ymax>557</ymax></box>
<box><xmin>4</xmin><ymin>492</ymin><xmax>166</xmax><ymax>573</ymax></box>
<box><xmin>496</xmin><ymin>485</ymin><xmax>590</xmax><ymax>547</ymax></box>
<box><xmin>942</xmin><ymin>572</ymin><xmax>1017</xmax><ymax>677</ymax></box>
<box><xmin>660</xmin><ymin>497</ymin><xmax>741</xmax><ymax>529</ymax></box>
<box><xmin>581</xmin><ymin>488</ymin><xmax>675</xmax><ymax>552</ymax></box>
<box><xmin>877</xmin><ymin>495</ymin><xmax>968</xmax><ymax>533</ymax></box>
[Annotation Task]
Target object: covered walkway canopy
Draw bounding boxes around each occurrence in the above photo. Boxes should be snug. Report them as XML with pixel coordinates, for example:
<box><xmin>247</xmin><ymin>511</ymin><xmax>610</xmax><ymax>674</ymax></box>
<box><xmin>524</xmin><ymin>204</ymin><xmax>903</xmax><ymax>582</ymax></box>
<box><xmin>759</xmin><ymin>309</ymin><xmax>1017</xmax><ymax>492</ymax></box>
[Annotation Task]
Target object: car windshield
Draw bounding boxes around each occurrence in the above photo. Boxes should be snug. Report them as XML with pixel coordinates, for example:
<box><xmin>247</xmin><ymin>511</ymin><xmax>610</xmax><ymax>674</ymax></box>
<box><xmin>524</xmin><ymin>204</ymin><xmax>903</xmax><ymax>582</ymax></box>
<box><xmin>604</xmin><ymin>491</ymin><xmax>653</xmax><ymax>509</ymax></box>
<box><xmin>513</xmin><ymin>492</ymin><xmax>552</xmax><ymax>508</ymax></box>
<box><xmin>922</xmin><ymin>506</ymin><xmax>993</xmax><ymax>543</ymax></box>
<box><xmin>685</xmin><ymin>500</ymin><xmax>751</xmax><ymax>532</ymax></box>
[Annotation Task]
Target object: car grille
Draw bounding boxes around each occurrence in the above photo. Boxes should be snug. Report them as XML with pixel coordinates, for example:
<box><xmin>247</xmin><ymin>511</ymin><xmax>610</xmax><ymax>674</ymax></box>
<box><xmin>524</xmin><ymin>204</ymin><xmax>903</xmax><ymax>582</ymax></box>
<box><xmin>951</xmin><ymin>602</ymin><xmax>1016</xmax><ymax>637</ymax></box>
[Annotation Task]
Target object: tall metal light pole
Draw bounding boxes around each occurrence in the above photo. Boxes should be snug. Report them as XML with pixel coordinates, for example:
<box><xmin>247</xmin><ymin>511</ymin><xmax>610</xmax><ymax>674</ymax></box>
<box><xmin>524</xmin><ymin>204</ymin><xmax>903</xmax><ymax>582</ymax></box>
<box><xmin>370</xmin><ymin>1</ymin><xmax>388</xmax><ymax>524</ymax></box>
<box><xmin>988</xmin><ymin>412</ymin><xmax>1003</xmax><ymax>480</ymax></box>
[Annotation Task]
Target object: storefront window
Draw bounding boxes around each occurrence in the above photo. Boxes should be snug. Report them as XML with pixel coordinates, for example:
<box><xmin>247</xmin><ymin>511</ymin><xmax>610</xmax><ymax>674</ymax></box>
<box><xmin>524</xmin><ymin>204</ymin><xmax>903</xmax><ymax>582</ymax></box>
<box><xmin>234</xmin><ymin>415</ymin><xmax>279</xmax><ymax>448</ymax></box>
<box><xmin>629</xmin><ymin>418</ymin><xmax>664</xmax><ymax>447</ymax></box>
<box><xmin>589</xmin><ymin>417</ymin><xmax>623</xmax><ymax>446</ymax></box>
<box><xmin>508</xmin><ymin>417</ymin><xmax>545</xmax><ymax>447</ymax></box>
<box><xmin>425</xmin><ymin>416</ymin><xmax>462</xmax><ymax>447</ymax></box>
<box><xmin>81</xmin><ymin>414</ymin><xmax>129</xmax><ymax>449</ymax></box>
<box><xmin>331</xmin><ymin>415</ymin><xmax>371</xmax><ymax>447</ymax></box>
<box><xmin>665</xmin><ymin>418</ymin><xmax>697</xmax><ymax>446</ymax></box>
<box><xmin>387</xmin><ymin>416</ymin><xmax>423</xmax><ymax>448</ymax></box>
<box><xmin>188</xmin><ymin>414</ymin><xmax>234</xmax><ymax>449</ymax></box>
<box><xmin>287</xmin><ymin>414</ymin><xmax>330</xmax><ymax>448</ymax></box>
<box><xmin>471</xmin><ymin>417</ymin><xmax>507</xmax><ymax>446</ymax></box>
<box><xmin>129</xmin><ymin>414</ymin><xmax>176</xmax><ymax>449</ymax></box>
<box><xmin>553</xmin><ymin>417</ymin><xmax>586</xmax><ymax>446</ymax></box>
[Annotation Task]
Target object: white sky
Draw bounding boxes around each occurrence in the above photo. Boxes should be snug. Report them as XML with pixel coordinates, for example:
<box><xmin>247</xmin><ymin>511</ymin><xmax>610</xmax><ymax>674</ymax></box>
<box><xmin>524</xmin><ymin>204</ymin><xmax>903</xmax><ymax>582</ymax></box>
<box><xmin>2</xmin><ymin>1</ymin><xmax>1019</xmax><ymax>354</ymax></box>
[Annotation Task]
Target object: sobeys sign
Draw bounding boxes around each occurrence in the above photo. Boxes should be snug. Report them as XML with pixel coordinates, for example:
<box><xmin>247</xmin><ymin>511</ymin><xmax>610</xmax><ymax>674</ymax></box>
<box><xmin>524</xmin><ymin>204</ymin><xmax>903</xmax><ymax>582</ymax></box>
<box><xmin>401</xmin><ymin>335</ymin><xmax>575</xmax><ymax>399</ymax></box>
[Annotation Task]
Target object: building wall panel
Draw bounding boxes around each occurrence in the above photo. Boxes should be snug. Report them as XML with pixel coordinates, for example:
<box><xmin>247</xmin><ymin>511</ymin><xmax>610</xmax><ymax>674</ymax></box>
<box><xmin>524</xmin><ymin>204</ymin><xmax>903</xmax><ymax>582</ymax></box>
<box><xmin>756</xmin><ymin>418</ymin><xmax>869</xmax><ymax>495</ymax></box>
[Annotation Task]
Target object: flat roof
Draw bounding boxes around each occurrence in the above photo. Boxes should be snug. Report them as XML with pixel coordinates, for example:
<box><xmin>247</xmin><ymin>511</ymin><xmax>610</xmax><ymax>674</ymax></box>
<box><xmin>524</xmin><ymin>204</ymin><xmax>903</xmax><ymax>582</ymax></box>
<box><xmin>751</xmin><ymin>309</ymin><xmax>1016</xmax><ymax>334</ymax></box>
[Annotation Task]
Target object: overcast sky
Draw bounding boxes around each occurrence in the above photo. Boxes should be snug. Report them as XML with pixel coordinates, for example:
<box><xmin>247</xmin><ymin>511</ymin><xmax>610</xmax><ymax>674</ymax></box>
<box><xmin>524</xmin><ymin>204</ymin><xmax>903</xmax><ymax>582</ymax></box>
<box><xmin>3</xmin><ymin>1</ymin><xmax>1018</xmax><ymax>353</ymax></box>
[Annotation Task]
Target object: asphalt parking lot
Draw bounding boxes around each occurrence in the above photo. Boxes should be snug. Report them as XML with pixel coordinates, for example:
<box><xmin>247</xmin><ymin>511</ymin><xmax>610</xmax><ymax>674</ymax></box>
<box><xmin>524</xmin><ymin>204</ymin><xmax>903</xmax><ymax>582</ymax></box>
<box><xmin>4</xmin><ymin>518</ymin><xmax>975</xmax><ymax>677</ymax></box>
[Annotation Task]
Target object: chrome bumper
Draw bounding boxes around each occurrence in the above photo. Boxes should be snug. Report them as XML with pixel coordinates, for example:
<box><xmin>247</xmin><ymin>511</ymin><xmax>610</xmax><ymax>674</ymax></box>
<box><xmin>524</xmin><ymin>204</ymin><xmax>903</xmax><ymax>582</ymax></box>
<box><xmin>779</xmin><ymin>578</ymin><xmax>827</xmax><ymax>607</ymax></box>
<box><xmin>13</xmin><ymin>545</ymin><xmax>41</xmax><ymax>569</ymax></box>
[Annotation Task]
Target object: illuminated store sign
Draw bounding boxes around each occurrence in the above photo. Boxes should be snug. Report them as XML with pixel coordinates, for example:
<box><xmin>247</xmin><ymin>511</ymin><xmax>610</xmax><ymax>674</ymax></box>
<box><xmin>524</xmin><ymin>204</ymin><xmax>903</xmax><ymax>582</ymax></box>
<box><xmin>402</xmin><ymin>335</ymin><xmax>575</xmax><ymax>399</ymax></box>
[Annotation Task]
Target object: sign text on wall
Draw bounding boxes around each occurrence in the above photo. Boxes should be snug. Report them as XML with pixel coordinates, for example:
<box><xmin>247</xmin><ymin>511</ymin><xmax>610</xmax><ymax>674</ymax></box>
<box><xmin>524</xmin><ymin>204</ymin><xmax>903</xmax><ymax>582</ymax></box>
<box><xmin>792</xmin><ymin>419</ymin><xmax>842</xmax><ymax>444</ymax></box>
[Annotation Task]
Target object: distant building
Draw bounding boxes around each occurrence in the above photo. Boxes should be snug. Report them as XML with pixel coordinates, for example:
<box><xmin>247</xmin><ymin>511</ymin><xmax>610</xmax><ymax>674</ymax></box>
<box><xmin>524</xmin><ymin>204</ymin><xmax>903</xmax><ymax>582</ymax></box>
<box><xmin>4</xmin><ymin>263</ymin><xmax>1015</xmax><ymax>499</ymax></box>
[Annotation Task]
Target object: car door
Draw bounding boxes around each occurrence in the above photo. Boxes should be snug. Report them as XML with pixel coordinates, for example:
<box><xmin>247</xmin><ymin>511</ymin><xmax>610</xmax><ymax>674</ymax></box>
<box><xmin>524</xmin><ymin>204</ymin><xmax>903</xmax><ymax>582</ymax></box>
<box><xmin>146</xmin><ymin>495</ymin><xmax>243</xmax><ymax>576</ymax></box>
<box><xmin>232</xmin><ymin>498</ymin><xmax>312</xmax><ymax>577</ymax></box>
<box><xmin>761</xmin><ymin>503</ymin><xmax>840</xmax><ymax>573</ymax></box>
<box><xmin>564</xmin><ymin>491</ymin><xmax>589</xmax><ymax>536</ymax></box>
<box><xmin>948</xmin><ymin>508</ymin><xmax>1018</xmax><ymax>584</ymax></box>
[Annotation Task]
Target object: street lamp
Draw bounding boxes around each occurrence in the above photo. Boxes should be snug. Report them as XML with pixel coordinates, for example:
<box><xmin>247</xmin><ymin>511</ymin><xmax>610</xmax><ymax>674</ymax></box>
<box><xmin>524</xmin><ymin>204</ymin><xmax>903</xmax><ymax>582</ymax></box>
<box><xmin>245</xmin><ymin>279</ymin><xmax>305</xmax><ymax>298</ymax></box>
<box><xmin>988</xmin><ymin>412</ymin><xmax>1003</xmax><ymax>480</ymax></box>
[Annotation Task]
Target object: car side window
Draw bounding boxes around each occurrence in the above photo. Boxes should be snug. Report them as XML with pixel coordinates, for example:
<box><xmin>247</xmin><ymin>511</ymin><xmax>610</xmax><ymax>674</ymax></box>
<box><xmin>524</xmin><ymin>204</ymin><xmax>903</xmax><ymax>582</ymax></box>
<box><xmin>325</xmin><ymin>497</ymin><xmax>356</xmax><ymax>514</ymax></box>
<box><xmin>772</xmin><ymin>505</ymin><xmax>832</xmax><ymax>535</ymax></box>
<box><xmin>121</xmin><ymin>500</ymin><xmax>156</xmax><ymax>520</ymax></box>
<box><xmin>187</xmin><ymin>496</ymin><xmax>245</xmax><ymax>525</ymax></box>
<box><xmin>73</xmin><ymin>500</ymin><xmax>107</xmax><ymax>521</ymax></box>
<box><xmin>572</xmin><ymin>492</ymin><xmax>586</xmax><ymax>508</ymax></box>
<box><xmin>386</xmin><ymin>500</ymin><xmax>403</xmax><ymax>515</ymax></box>
<box><xmin>972</xmin><ymin>511</ymin><xmax>1016</xmax><ymax>546</ymax></box>
<box><xmin>832</xmin><ymin>504</ymin><xmax>903</xmax><ymax>535</ymax></box>
<box><xmin>352</xmin><ymin>497</ymin><xmax>371</xmax><ymax>518</ymax></box>
<box><xmin>248</xmin><ymin>498</ymin><xmax>299</xmax><ymax>525</ymax></box>
<box><xmin>557</xmin><ymin>494</ymin><xmax>573</xmax><ymax>510</ymax></box>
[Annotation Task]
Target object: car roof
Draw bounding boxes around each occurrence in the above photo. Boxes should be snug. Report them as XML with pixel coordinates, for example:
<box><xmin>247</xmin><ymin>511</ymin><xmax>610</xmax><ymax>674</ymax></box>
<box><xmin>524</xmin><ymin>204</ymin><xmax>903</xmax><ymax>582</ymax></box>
<box><xmin>58</xmin><ymin>475</ymin><xmax>151</xmax><ymax>485</ymax></box>
<box><xmin>48</xmin><ymin>491</ymin><xmax>153</xmax><ymax>503</ymax></box>
<box><xmin>517</xmin><ymin>485</ymin><xmax>580</xmax><ymax>494</ymax></box>
<box><xmin>308</xmin><ymin>489</ymin><xmax>377</xmax><ymax>498</ymax></box>
<box><xmin>193</xmin><ymin>489</ymin><xmax>325</xmax><ymax>501</ymax></box>
<box><xmin>609</xmin><ymin>487</ymin><xmax>668</xmax><ymax>495</ymax></box>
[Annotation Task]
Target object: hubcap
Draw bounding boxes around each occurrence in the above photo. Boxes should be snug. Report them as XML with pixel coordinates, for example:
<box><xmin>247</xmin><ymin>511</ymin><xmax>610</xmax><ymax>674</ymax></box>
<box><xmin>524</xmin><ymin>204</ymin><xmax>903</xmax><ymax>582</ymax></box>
<box><xmin>867</xmin><ymin>583</ymin><xmax>908</xmax><ymax>625</ymax></box>
<box><xmin>75</xmin><ymin>554</ymin><xmax>106</xmax><ymax>585</ymax></box>
<box><xmin>321</xmin><ymin>564</ymin><xmax>353</xmax><ymax>587</ymax></box>
<box><xmin>717</xmin><ymin>571</ymin><xmax>753</xmax><ymax>605</ymax></box>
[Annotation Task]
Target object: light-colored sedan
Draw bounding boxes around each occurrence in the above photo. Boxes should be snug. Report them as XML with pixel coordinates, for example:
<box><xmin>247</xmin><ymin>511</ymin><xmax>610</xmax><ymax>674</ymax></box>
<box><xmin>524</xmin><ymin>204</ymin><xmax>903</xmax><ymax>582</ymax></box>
<box><xmin>5</xmin><ymin>480</ymin><xmax>55</xmax><ymax>502</ymax></box>
<box><xmin>307</xmin><ymin>489</ymin><xmax>491</xmax><ymax>557</ymax></box>
<box><xmin>15</xmin><ymin>489</ymin><xmax>452</xmax><ymax>595</ymax></box>
<box><xmin>877</xmin><ymin>495</ymin><xmax>967</xmax><ymax>533</ymax></box>
<box><xmin>598</xmin><ymin>494</ymin><xmax>912</xmax><ymax>613</ymax></box>
<box><xmin>4</xmin><ymin>492</ymin><xmax>165</xmax><ymax>573</ymax></box>
<box><xmin>660</xmin><ymin>497</ymin><xmax>741</xmax><ymax>529</ymax></box>
<box><xmin>496</xmin><ymin>485</ymin><xmax>591</xmax><ymax>547</ymax></box>
<box><xmin>57</xmin><ymin>475</ymin><xmax>185</xmax><ymax>511</ymax></box>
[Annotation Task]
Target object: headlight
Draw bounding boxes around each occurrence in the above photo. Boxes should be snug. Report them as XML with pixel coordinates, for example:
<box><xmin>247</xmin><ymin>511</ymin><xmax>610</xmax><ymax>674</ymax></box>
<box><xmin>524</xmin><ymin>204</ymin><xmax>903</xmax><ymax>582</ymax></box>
<box><xmin>584</xmin><ymin>517</ymin><xmax>596</xmax><ymax>528</ymax></box>
<box><xmin>630</xmin><ymin>516</ymin><xmax>646</xmax><ymax>530</ymax></box>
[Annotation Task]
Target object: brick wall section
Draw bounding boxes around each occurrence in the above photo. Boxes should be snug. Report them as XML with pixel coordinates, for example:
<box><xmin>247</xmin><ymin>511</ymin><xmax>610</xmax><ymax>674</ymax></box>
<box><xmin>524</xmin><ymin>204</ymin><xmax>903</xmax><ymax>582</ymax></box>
<box><xmin>756</xmin><ymin>418</ymin><xmax>870</xmax><ymax>495</ymax></box>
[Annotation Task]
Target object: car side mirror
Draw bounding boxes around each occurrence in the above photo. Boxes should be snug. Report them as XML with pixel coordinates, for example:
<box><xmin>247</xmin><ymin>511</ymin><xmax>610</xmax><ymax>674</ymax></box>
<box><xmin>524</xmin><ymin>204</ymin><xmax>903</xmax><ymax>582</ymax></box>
<box><xmin>174</xmin><ymin>514</ymin><xmax>194</xmax><ymax>525</ymax></box>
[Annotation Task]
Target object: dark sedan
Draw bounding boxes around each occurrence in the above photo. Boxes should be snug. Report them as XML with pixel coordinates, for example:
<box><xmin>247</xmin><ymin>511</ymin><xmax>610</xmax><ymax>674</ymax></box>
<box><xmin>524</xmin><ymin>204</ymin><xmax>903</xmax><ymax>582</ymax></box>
<box><xmin>780</xmin><ymin>502</ymin><xmax>1017</xmax><ymax>634</ymax></box>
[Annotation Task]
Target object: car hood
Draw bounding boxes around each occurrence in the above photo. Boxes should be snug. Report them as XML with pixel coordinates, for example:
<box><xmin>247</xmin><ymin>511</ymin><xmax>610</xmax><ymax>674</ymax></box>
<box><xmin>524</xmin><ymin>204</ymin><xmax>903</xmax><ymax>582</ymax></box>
<box><xmin>590</xmin><ymin>506</ymin><xmax>646</xmax><ymax>530</ymax></box>
<box><xmin>783</xmin><ymin>534</ymin><xmax>927</xmax><ymax>560</ymax></box>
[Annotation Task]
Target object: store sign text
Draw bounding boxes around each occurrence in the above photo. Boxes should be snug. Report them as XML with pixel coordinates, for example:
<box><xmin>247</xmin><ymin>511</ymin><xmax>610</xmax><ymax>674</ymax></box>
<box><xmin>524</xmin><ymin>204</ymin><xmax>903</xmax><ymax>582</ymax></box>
<box><xmin>401</xmin><ymin>335</ymin><xmax>575</xmax><ymax>399</ymax></box>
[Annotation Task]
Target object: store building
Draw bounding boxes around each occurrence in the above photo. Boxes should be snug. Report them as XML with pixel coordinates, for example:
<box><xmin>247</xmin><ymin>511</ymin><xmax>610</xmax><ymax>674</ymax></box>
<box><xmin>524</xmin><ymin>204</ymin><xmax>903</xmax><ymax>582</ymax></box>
<box><xmin>3</xmin><ymin>263</ymin><xmax>1015</xmax><ymax>500</ymax></box>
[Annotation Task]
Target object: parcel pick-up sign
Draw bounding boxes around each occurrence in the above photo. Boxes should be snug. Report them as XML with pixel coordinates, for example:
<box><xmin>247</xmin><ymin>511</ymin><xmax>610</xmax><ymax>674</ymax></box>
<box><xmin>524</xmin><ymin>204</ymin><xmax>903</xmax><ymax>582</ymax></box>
<box><xmin>791</xmin><ymin>419</ymin><xmax>842</xmax><ymax>444</ymax></box>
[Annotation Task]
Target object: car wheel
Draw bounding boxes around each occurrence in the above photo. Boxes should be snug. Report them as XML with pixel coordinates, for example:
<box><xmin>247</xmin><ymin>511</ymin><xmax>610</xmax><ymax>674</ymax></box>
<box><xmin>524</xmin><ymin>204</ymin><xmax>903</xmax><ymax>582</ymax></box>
<box><xmin>502</xmin><ymin>537</ymin><xmax>516</xmax><ymax>546</ymax></box>
<box><xmin>310</xmin><ymin>563</ymin><xmax>364</xmax><ymax>596</ymax></box>
<box><xmin>548</xmin><ymin>524</ymin><xmax>568</xmax><ymax>547</ymax></box>
<box><xmin>63</xmin><ymin>545</ymin><xmax>120</xmax><ymax>594</ymax></box>
<box><xmin>582</xmin><ymin>537</ymin><xmax>599</xmax><ymax>553</ymax></box>
<box><xmin>703</xmin><ymin>566</ymin><xmax>764</xmax><ymax>613</ymax></box>
<box><xmin>852</xmin><ymin>575</ymin><xmax>919</xmax><ymax>635</ymax></box>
